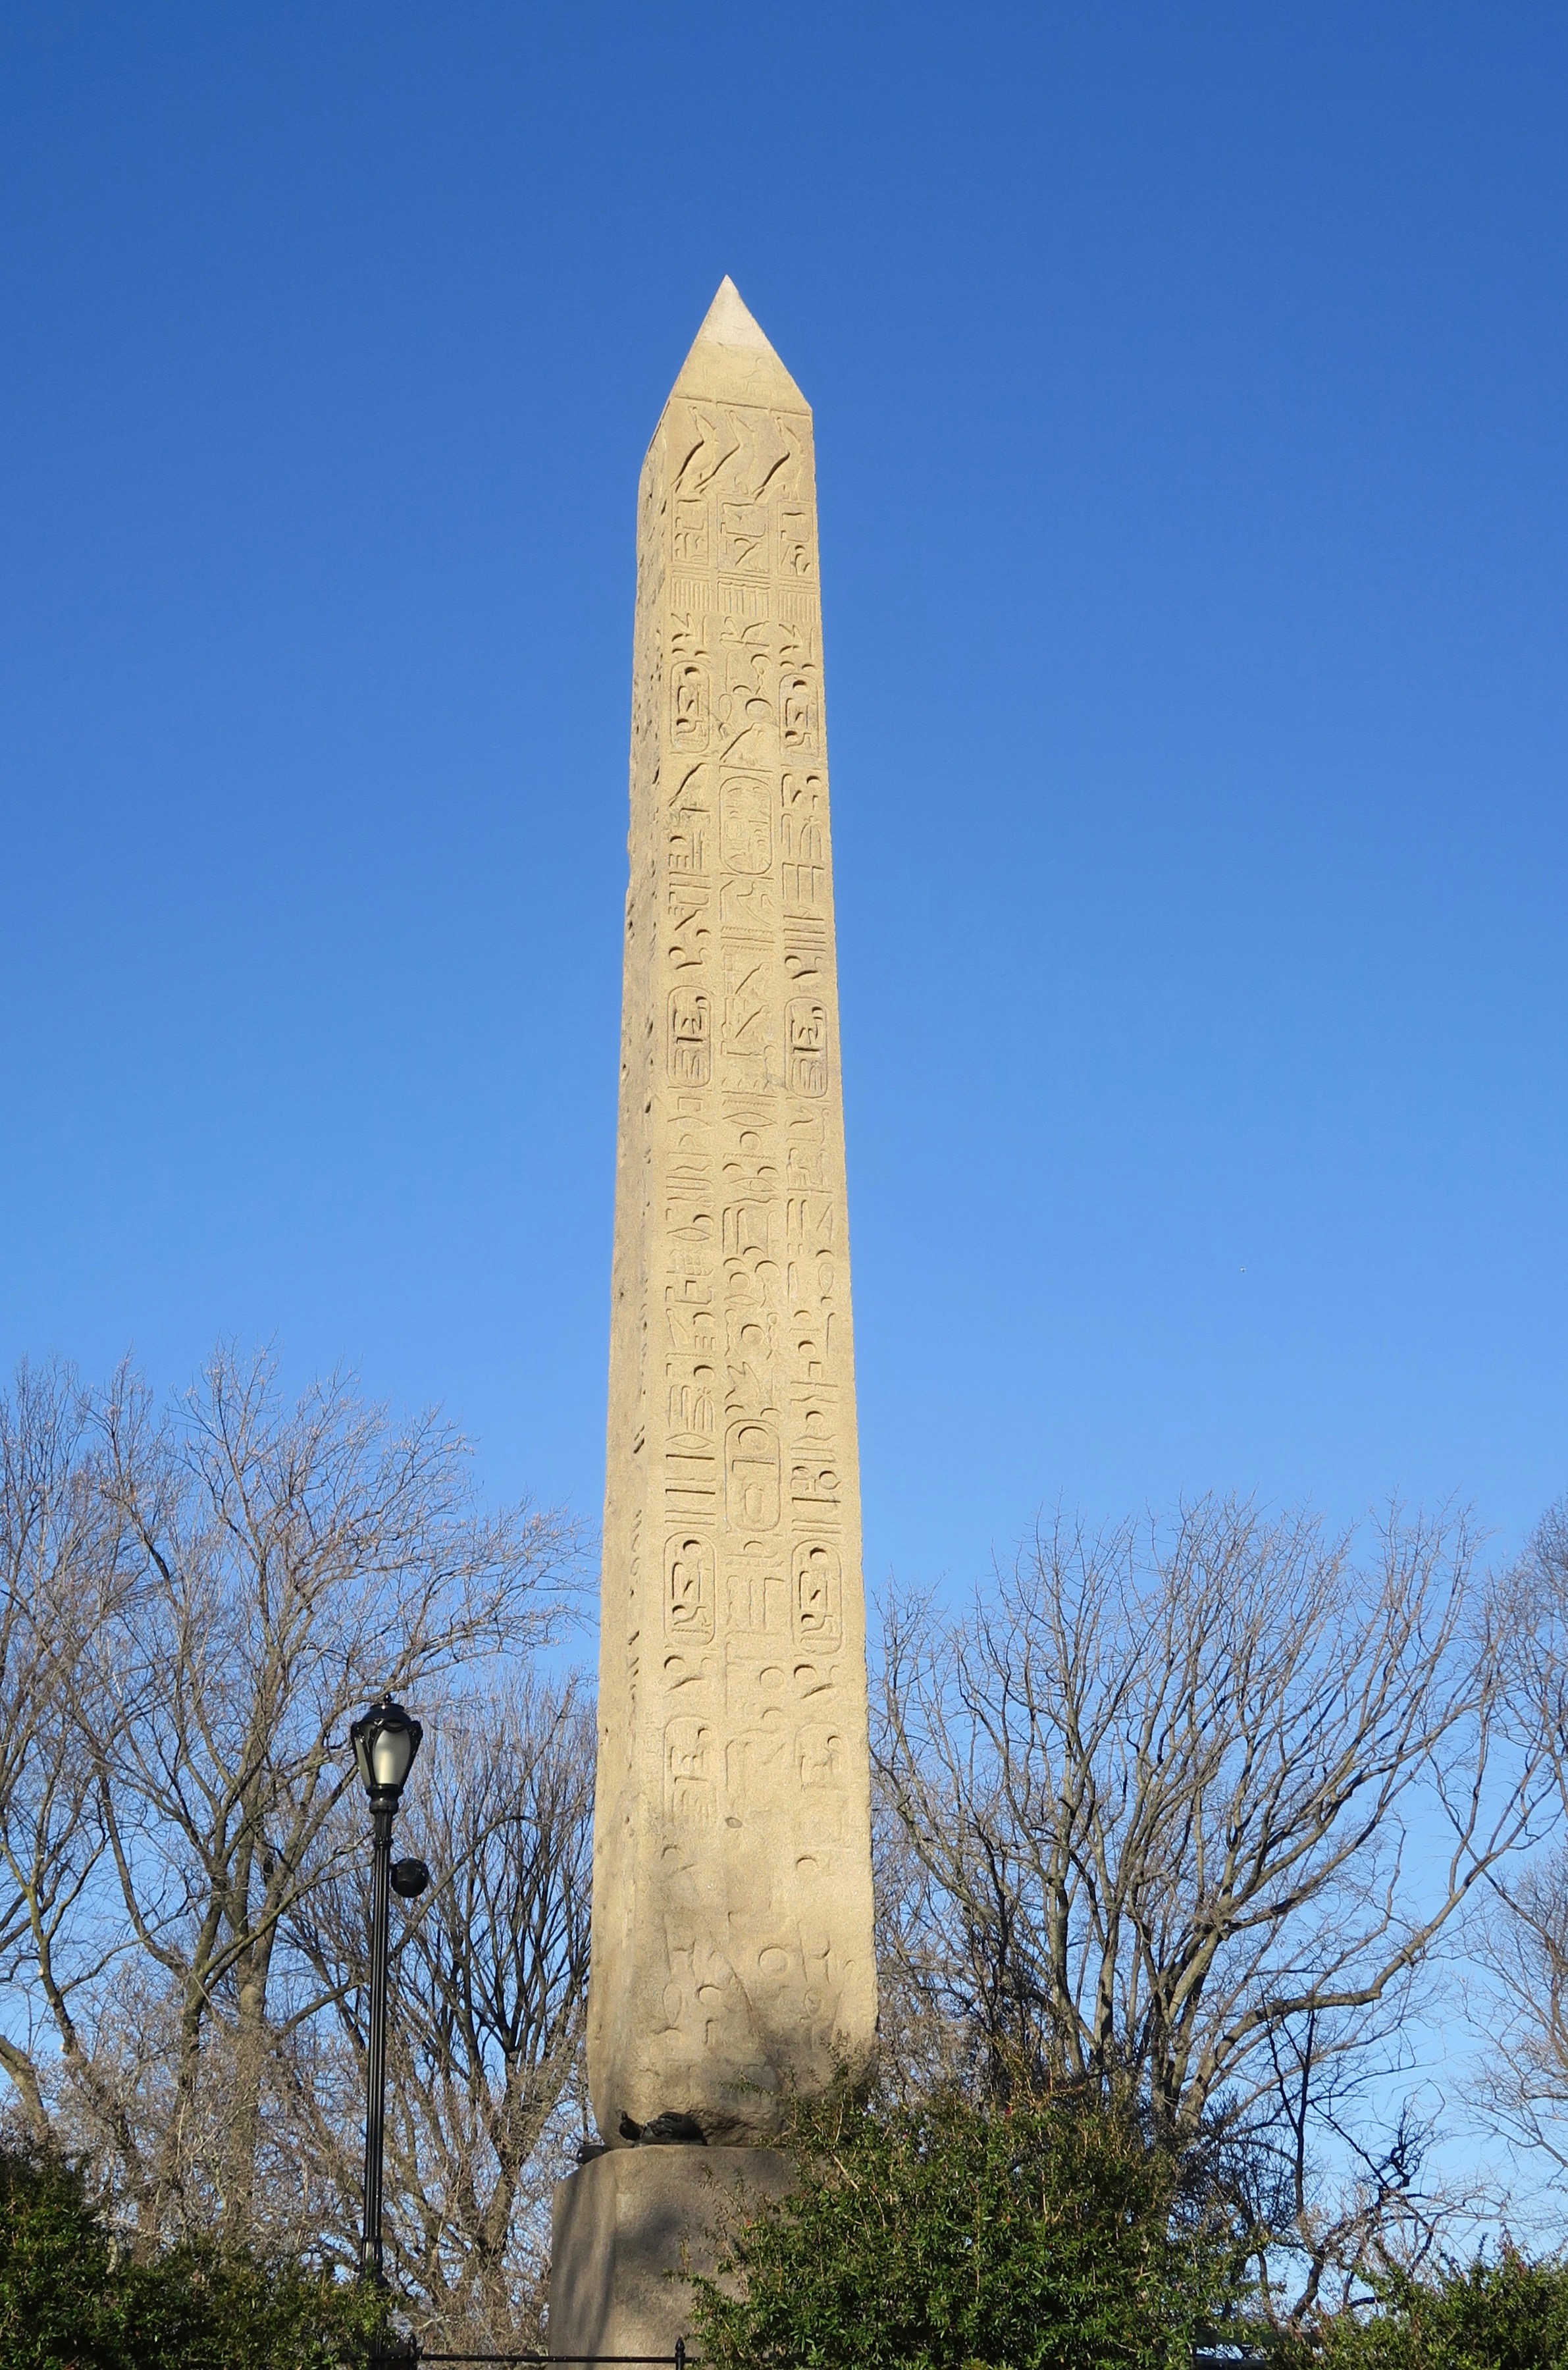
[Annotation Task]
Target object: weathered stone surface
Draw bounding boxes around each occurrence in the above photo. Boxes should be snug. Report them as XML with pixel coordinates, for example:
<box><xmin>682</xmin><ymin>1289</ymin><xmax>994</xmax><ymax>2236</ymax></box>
<box><xmin>549</xmin><ymin>2146</ymin><xmax>793</xmax><ymax>2361</ymax></box>
<box><xmin>587</xmin><ymin>277</ymin><xmax>876</xmax><ymax>2149</ymax></box>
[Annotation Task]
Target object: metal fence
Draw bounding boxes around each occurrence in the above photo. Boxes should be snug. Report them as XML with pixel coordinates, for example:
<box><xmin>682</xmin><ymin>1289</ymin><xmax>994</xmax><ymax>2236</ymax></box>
<box><xmin>382</xmin><ymin>2348</ymin><xmax>1274</xmax><ymax>2369</ymax></box>
<box><xmin>413</xmin><ymin>2355</ymin><xmax>693</xmax><ymax>2368</ymax></box>
<box><xmin>389</xmin><ymin>2352</ymin><xmax>696</xmax><ymax>2369</ymax></box>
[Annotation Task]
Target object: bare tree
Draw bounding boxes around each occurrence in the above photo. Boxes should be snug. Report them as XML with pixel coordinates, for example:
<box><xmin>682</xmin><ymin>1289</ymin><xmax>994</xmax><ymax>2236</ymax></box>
<box><xmin>288</xmin><ymin>1675</ymin><xmax>595</xmax><ymax>2343</ymax></box>
<box><xmin>875</xmin><ymin>1498</ymin><xmax>1536</xmax><ymax>2242</ymax></box>
<box><xmin>0</xmin><ymin>1362</ymin><xmax>136</xmax><ymax>2147</ymax></box>
<box><xmin>1220</xmin><ymin>2008</ymin><xmax>1494</xmax><ymax>2330</ymax></box>
<box><xmin>37</xmin><ymin>1347</ymin><xmax>579</xmax><ymax>2248</ymax></box>
<box><xmin>1468</xmin><ymin>1498</ymin><xmax>1568</xmax><ymax>2185</ymax></box>
<box><xmin>1469</xmin><ymin>1847</ymin><xmax>1568</xmax><ymax>2180</ymax></box>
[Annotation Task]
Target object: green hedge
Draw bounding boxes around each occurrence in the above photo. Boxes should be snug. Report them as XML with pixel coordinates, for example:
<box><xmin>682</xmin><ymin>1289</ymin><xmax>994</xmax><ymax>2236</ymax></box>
<box><xmin>687</xmin><ymin>2091</ymin><xmax>1236</xmax><ymax>2370</ymax></box>
<box><xmin>1310</xmin><ymin>2253</ymin><xmax>1568</xmax><ymax>2370</ymax></box>
<box><xmin>0</xmin><ymin>2145</ymin><xmax>390</xmax><ymax>2370</ymax></box>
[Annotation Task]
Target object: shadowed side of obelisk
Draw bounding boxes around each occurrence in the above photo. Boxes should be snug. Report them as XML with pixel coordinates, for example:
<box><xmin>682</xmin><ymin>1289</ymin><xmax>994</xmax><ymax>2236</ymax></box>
<box><xmin>549</xmin><ymin>278</ymin><xmax>875</xmax><ymax>2357</ymax></box>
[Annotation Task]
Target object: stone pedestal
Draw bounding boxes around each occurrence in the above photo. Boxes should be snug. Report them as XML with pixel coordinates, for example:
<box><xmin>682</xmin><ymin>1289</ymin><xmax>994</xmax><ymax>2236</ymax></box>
<box><xmin>548</xmin><ymin>2146</ymin><xmax>792</xmax><ymax>2361</ymax></box>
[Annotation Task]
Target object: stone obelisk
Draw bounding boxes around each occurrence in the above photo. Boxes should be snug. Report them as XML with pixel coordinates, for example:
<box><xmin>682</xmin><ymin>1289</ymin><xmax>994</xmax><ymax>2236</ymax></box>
<box><xmin>549</xmin><ymin>279</ymin><xmax>875</xmax><ymax>2357</ymax></box>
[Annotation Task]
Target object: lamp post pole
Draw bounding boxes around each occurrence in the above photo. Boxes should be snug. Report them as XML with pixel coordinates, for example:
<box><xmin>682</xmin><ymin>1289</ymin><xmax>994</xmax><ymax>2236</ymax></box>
<box><xmin>361</xmin><ymin>1790</ymin><xmax>395</xmax><ymax>2282</ymax></box>
<box><xmin>350</xmin><ymin>1693</ymin><xmax>427</xmax><ymax>2288</ymax></box>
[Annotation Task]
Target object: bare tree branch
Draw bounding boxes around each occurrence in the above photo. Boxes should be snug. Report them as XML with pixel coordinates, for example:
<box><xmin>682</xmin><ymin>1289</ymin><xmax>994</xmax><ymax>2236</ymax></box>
<box><xmin>874</xmin><ymin>1496</ymin><xmax>1537</xmax><ymax>2232</ymax></box>
<box><xmin>20</xmin><ymin>1345</ymin><xmax>579</xmax><ymax>2251</ymax></box>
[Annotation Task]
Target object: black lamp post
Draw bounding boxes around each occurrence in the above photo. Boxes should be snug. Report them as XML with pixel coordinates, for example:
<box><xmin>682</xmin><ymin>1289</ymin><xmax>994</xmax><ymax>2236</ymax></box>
<box><xmin>350</xmin><ymin>1693</ymin><xmax>425</xmax><ymax>2284</ymax></box>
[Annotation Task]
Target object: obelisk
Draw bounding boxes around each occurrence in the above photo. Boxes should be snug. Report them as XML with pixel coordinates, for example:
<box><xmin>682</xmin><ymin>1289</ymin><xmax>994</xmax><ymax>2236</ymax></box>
<box><xmin>549</xmin><ymin>279</ymin><xmax>875</xmax><ymax>2357</ymax></box>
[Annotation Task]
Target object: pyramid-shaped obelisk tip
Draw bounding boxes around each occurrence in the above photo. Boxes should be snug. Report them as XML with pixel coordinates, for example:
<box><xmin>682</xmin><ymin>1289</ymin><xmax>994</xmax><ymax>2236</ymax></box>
<box><xmin>696</xmin><ymin>276</ymin><xmax>775</xmax><ymax>356</ymax></box>
<box><xmin>670</xmin><ymin>275</ymin><xmax>810</xmax><ymax>411</ymax></box>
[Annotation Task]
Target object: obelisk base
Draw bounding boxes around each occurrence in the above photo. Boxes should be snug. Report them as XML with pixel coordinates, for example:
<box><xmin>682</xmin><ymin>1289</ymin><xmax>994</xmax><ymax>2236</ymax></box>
<box><xmin>548</xmin><ymin>2147</ymin><xmax>793</xmax><ymax>2361</ymax></box>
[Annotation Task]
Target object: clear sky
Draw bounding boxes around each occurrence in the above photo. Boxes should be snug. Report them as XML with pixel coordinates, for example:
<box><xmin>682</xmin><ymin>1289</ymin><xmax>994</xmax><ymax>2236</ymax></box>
<box><xmin>2</xmin><ymin>3</ymin><xmax>1564</xmax><ymax>1596</ymax></box>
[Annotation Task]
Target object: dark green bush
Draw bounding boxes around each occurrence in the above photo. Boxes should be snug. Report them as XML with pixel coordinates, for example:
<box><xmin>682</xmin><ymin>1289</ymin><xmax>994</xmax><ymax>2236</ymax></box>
<box><xmin>688</xmin><ymin>2090</ymin><xmax>1237</xmax><ymax>2370</ymax></box>
<box><xmin>1311</xmin><ymin>2250</ymin><xmax>1568</xmax><ymax>2370</ymax></box>
<box><xmin>0</xmin><ymin>2144</ymin><xmax>390</xmax><ymax>2370</ymax></box>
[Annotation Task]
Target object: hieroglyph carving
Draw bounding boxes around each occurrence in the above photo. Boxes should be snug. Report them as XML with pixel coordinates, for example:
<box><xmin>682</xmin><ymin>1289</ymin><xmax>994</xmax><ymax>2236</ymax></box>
<box><xmin>590</xmin><ymin>280</ymin><xmax>875</xmax><ymax>2147</ymax></box>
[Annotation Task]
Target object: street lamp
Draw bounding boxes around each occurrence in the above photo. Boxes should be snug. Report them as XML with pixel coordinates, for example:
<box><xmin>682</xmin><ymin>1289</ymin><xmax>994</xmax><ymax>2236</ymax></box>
<box><xmin>350</xmin><ymin>1693</ymin><xmax>425</xmax><ymax>2284</ymax></box>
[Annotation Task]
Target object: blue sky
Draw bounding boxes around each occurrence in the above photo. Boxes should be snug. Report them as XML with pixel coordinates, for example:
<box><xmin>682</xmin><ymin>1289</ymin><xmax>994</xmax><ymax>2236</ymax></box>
<box><xmin>2</xmin><ymin>3</ymin><xmax>1564</xmax><ymax>1594</ymax></box>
